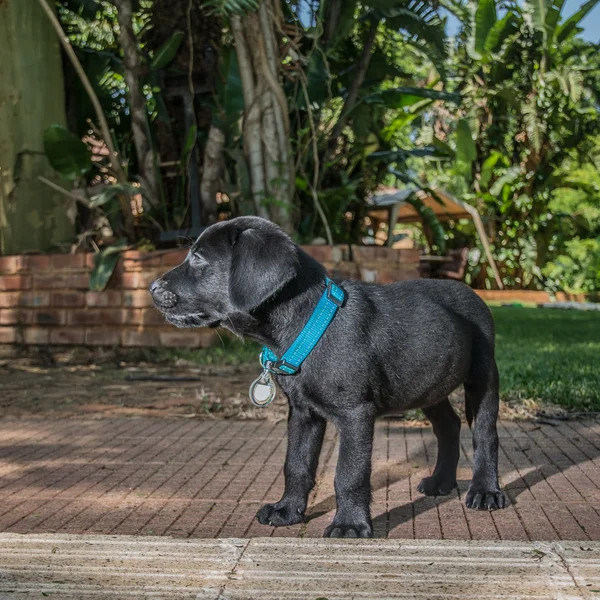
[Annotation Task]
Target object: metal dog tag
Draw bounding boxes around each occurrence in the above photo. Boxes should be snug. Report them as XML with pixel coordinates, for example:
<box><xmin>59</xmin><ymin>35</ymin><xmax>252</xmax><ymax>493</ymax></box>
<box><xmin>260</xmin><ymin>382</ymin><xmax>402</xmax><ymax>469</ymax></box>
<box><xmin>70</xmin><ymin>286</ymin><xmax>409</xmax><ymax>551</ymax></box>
<box><xmin>249</xmin><ymin>369</ymin><xmax>276</xmax><ymax>407</ymax></box>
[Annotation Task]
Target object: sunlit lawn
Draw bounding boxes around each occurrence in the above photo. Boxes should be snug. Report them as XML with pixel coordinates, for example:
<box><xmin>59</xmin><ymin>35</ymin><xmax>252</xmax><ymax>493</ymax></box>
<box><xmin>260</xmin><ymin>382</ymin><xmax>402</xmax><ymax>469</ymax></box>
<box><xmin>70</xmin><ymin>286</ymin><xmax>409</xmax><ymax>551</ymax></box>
<box><xmin>160</xmin><ymin>305</ymin><xmax>600</xmax><ymax>412</ymax></box>
<box><xmin>492</xmin><ymin>306</ymin><xmax>600</xmax><ymax>411</ymax></box>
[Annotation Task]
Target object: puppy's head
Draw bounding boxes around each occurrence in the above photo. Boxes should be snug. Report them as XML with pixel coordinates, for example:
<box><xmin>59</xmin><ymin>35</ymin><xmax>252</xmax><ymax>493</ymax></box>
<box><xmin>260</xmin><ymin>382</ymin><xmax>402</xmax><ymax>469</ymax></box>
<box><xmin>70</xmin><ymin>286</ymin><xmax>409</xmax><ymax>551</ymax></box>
<box><xmin>149</xmin><ymin>217</ymin><xmax>300</xmax><ymax>328</ymax></box>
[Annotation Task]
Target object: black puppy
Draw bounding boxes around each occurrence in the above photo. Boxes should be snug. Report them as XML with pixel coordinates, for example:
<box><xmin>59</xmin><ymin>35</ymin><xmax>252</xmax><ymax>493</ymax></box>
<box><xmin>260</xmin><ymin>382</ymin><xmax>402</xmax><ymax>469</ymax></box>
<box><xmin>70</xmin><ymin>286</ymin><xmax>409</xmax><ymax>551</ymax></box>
<box><xmin>150</xmin><ymin>216</ymin><xmax>505</xmax><ymax>538</ymax></box>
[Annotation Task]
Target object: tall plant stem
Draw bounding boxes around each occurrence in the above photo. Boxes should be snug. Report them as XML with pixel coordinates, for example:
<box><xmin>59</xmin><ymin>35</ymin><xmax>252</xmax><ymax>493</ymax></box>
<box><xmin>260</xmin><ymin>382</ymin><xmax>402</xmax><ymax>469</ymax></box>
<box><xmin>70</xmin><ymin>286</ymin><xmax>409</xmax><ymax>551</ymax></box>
<box><xmin>36</xmin><ymin>0</ymin><xmax>126</xmax><ymax>185</ymax></box>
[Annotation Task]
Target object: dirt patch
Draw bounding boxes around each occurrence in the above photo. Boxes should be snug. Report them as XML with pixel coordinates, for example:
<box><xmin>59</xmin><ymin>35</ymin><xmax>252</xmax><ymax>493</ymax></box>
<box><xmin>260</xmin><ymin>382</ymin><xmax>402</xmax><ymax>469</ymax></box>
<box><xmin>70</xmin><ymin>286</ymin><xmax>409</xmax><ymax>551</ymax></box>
<box><xmin>0</xmin><ymin>349</ymin><xmax>584</xmax><ymax>423</ymax></box>
<box><xmin>0</xmin><ymin>357</ymin><xmax>291</xmax><ymax>421</ymax></box>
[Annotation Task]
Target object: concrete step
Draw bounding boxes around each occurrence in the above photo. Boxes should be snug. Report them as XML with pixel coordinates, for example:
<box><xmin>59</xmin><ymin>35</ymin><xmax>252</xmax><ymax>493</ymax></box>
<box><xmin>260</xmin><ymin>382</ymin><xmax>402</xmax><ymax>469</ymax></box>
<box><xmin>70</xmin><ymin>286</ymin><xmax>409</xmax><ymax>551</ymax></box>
<box><xmin>0</xmin><ymin>534</ymin><xmax>598</xmax><ymax>599</ymax></box>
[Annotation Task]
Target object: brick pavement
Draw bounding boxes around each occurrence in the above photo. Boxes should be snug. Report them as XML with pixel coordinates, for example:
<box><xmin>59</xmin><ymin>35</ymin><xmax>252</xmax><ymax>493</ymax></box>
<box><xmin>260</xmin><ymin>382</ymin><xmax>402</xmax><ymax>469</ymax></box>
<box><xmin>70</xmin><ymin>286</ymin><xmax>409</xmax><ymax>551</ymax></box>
<box><xmin>0</xmin><ymin>417</ymin><xmax>599</xmax><ymax>541</ymax></box>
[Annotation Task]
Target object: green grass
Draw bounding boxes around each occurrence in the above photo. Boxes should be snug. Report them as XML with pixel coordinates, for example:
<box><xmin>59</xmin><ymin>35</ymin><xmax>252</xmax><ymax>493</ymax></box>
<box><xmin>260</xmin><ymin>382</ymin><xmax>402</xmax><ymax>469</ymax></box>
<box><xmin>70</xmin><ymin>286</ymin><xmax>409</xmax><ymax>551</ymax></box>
<box><xmin>149</xmin><ymin>306</ymin><xmax>599</xmax><ymax>411</ymax></box>
<box><xmin>492</xmin><ymin>306</ymin><xmax>600</xmax><ymax>411</ymax></box>
<box><xmin>121</xmin><ymin>334</ymin><xmax>260</xmax><ymax>367</ymax></box>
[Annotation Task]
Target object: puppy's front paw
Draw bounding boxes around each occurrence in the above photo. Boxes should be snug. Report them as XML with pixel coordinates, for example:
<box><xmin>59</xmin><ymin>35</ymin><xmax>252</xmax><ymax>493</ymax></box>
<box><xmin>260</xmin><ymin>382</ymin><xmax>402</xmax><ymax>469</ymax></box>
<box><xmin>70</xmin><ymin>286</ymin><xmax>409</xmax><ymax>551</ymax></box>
<box><xmin>323</xmin><ymin>517</ymin><xmax>373</xmax><ymax>539</ymax></box>
<box><xmin>465</xmin><ymin>486</ymin><xmax>506</xmax><ymax>510</ymax></box>
<box><xmin>256</xmin><ymin>501</ymin><xmax>305</xmax><ymax>527</ymax></box>
<box><xmin>417</xmin><ymin>475</ymin><xmax>457</xmax><ymax>497</ymax></box>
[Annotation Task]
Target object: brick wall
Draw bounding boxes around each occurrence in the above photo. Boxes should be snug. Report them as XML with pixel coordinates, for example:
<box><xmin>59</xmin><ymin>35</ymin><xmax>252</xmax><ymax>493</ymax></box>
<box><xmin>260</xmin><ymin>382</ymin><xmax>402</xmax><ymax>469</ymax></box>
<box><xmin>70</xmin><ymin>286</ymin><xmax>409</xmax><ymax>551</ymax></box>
<box><xmin>0</xmin><ymin>245</ymin><xmax>420</xmax><ymax>348</ymax></box>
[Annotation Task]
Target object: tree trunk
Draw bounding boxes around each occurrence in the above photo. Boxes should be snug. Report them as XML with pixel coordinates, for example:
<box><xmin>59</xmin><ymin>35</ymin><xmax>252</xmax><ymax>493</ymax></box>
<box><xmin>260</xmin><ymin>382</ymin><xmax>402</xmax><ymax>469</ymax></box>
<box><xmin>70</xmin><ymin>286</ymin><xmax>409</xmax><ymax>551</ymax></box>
<box><xmin>231</xmin><ymin>1</ymin><xmax>294</xmax><ymax>233</ymax></box>
<box><xmin>200</xmin><ymin>124</ymin><xmax>225</xmax><ymax>224</ymax></box>
<box><xmin>113</xmin><ymin>0</ymin><xmax>159</xmax><ymax>208</ymax></box>
<box><xmin>0</xmin><ymin>0</ymin><xmax>75</xmax><ymax>254</ymax></box>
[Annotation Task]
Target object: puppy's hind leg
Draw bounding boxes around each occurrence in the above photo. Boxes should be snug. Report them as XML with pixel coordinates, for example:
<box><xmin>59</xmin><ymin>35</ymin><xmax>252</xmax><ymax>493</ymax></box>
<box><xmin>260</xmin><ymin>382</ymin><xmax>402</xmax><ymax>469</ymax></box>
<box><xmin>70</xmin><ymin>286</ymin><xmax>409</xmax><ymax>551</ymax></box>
<box><xmin>417</xmin><ymin>399</ymin><xmax>460</xmax><ymax>497</ymax></box>
<box><xmin>464</xmin><ymin>335</ymin><xmax>505</xmax><ymax>511</ymax></box>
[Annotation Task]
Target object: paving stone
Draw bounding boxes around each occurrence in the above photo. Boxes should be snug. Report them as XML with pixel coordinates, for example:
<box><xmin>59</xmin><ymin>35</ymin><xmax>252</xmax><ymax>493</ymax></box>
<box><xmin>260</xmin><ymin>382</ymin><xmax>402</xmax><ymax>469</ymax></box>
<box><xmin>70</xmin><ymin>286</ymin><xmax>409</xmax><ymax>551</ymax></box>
<box><xmin>0</xmin><ymin>417</ymin><xmax>599</xmax><ymax>541</ymax></box>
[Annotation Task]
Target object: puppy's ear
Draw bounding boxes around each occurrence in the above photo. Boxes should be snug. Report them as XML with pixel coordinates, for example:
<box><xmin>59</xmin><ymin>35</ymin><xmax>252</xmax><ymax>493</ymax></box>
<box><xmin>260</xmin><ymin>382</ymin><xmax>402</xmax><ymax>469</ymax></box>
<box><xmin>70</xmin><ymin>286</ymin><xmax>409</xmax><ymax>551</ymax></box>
<box><xmin>229</xmin><ymin>226</ymin><xmax>299</xmax><ymax>312</ymax></box>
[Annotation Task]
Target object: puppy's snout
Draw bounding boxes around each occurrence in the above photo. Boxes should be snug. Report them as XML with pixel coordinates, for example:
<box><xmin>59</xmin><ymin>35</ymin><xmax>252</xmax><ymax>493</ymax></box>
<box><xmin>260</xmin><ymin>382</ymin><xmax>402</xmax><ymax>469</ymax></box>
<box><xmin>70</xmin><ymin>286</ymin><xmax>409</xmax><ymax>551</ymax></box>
<box><xmin>149</xmin><ymin>279</ymin><xmax>178</xmax><ymax>309</ymax></box>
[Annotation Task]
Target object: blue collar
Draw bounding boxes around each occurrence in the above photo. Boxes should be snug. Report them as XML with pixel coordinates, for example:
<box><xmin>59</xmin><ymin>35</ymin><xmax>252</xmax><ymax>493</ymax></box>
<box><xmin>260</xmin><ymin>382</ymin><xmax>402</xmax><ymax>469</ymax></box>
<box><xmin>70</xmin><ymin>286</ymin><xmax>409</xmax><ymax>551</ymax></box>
<box><xmin>259</xmin><ymin>278</ymin><xmax>345</xmax><ymax>375</ymax></box>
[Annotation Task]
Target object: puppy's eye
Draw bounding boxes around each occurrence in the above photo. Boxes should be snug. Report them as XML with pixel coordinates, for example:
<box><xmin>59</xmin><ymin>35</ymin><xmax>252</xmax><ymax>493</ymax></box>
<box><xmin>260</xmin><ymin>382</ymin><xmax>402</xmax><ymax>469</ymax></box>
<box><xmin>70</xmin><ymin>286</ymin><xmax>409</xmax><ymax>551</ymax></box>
<box><xmin>189</xmin><ymin>251</ymin><xmax>206</xmax><ymax>265</ymax></box>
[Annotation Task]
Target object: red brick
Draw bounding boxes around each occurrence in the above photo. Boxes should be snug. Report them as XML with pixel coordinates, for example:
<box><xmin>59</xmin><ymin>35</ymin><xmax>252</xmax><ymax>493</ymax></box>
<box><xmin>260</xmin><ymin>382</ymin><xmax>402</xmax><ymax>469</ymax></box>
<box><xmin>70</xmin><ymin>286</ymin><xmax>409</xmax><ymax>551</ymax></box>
<box><xmin>49</xmin><ymin>254</ymin><xmax>86</xmax><ymax>270</ymax></box>
<box><xmin>22</xmin><ymin>328</ymin><xmax>50</xmax><ymax>345</ymax></box>
<box><xmin>377</xmin><ymin>267</ymin><xmax>400</xmax><ymax>285</ymax></box>
<box><xmin>161</xmin><ymin>250</ymin><xmax>187</xmax><ymax>266</ymax></box>
<box><xmin>120</xmin><ymin>272</ymin><xmax>156</xmax><ymax>289</ymax></box>
<box><xmin>85</xmin><ymin>329</ymin><xmax>121</xmax><ymax>346</ymax></box>
<box><xmin>0</xmin><ymin>327</ymin><xmax>18</xmax><ymax>344</ymax></box>
<box><xmin>0</xmin><ymin>257</ymin><xmax>19</xmax><ymax>274</ymax></box>
<box><xmin>26</xmin><ymin>255</ymin><xmax>52</xmax><ymax>270</ymax></box>
<box><xmin>331</xmin><ymin>263</ymin><xmax>360</xmax><ymax>280</ymax></box>
<box><xmin>51</xmin><ymin>291</ymin><xmax>85</xmax><ymax>308</ymax></box>
<box><xmin>33</xmin><ymin>309</ymin><xmax>67</xmax><ymax>326</ymax></box>
<box><xmin>301</xmin><ymin>245</ymin><xmax>336</xmax><ymax>264</ymax></box>
<box><xmin>121</xmin><ymin>309</ymin><xmax>164</xmax><ymax>326</ymax></box>
<box><xmin>159</xmin><ymin>330</ymin><xmax>216</xmax><ymax>348</ymax></box>
<box><xmin>33</xmin><ymin>274</ymin><xmax>89</xmax><ymax>290</ymax></box>
<box><xmin>123</xmin><ymin>290</ymin><xmax>153</xmax><ymax>308</ymax></box>
<box><xmin>85</xmin><ymin>254</ymin><xmax>96</xmax><ymax>270</ymax></box>
<box><xmin>122</xmin><ymin>260</ymin><xmax>142</xmax><ymax>272</ymax></box>
<box><xmin>122</xmin><ymin>252</ymin><xmax>162</xmax><ymax>271</ymax></box>
<box><xmin>18</xmin><ymin>292</ymin><xmax>50</xmax><ymax>307</ymax></box>
<box><xmin>0</xmin><ymin>275</ymin><xmax>32</xmax><ymax>291</ymax></box>
<box><xmin>351</xmin><ymin>245</ymin><xmax>401</xmax><ymax>264</ymax></box>
<box><xmin>85</xmin><ymin>290</ymin><xmax>122</xmax><ymax>308</ymax></box>
<box><xmin>0</xmin><ymin>309</ymin><xmax>32</xmax><ymax>325</ymax></box>
<box><xmin>49</xmin><ymin>328</ymin><xmax>86</xmax><ymax>345</ymax></box>
<box><xmin>68</xmin><ymin>309</ymin><xmax>124</xmax><ymax>327</ymax></box>
<box><xmin>397</xmin><ymin>248</ymin><xmax>420</xmax><ymax>263</ymax></box>
<box><xmin>474</xmin><ymin>290</ymin><xmax>551</xmax><ymax>303</ymax></box>
<box><xmin>0</xmin><ymin>293</ymin><xmax>19</xmax><ymax>308</ymax></box>
<box><xmin>121</xmin><ymin>250</ymin><xmax>145</xmax><ymax>261</ymax></box>
<box><xmin>122</xmin><ymin>329</ymin><xmax>160</xmax><ymax>347</ymax></box>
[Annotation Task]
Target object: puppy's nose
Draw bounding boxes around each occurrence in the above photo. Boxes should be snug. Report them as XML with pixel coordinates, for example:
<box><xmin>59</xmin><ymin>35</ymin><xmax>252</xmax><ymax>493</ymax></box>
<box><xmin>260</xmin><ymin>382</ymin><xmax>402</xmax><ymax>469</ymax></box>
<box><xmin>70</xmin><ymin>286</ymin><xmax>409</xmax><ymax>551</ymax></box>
<box><xmin>149</xmin><ymin>279</ymin><xmax>178</xmax><ymax>309</ymax></box>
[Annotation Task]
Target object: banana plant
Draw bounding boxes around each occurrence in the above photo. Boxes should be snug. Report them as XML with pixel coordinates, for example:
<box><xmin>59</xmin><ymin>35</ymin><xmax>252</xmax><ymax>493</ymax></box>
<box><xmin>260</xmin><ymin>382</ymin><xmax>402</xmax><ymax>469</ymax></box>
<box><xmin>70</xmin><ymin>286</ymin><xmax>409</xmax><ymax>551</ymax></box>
<box><xmin>429</xmin><ymin>0</ymin><xmax>600</xmax><ymax>289</ymax></box>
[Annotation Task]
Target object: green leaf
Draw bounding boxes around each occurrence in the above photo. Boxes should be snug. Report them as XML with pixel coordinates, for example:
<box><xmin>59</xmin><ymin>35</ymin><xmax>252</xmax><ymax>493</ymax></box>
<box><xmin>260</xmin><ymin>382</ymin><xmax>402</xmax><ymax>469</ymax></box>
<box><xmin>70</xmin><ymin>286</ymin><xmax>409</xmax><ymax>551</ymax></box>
<box><xmin>89</xmin><ymin>183</ymin><xmax>138</xmax><ymax>209</ymax></box>
<box><xmin>381</xmin><ymin>105</ymin><xmax>431</xmax><ymax>141</ymax></box>
<box><xmin>367</xmin><ymin>147</ymin><xmax>451</xmax><ymax>163</ymax></box>
<box><xmin>432</xmin><ymin>136</ymin><xmax>456</xmax><ymax>158</ymax></box>
<box><xmin>352</xmin><ymin>104</ymin><xmax>372</xmax><ymax>139</ymax></box>
<box><xmin>366</xmin><ymin>49</ymin><xmax>410</xmax><ymax>82</ymax></box>
<box><xmin>203</xmin><ymin>0</ymin><xmax>260</xmax><ymax>18</ymax></box>
<box><xmin>364</xmin><ymin>86</ymin><xmax>461</xmax><ymax>107</ymax></box>
<box><xmin>151</xmin><ymin>31</ymin><xmax>185</xmax><ymax>70</ymax></box>
<box><xmin>89</xmin><ymin>242</ymin><xmax>128</xmax><ymax>292</ymax></box>
<box><xmin>61</xmin><ymin>0</ymin><xmax>100</xmax><ymax>19</ymax></box>
<box><xmin>522</xmin><ymin>98</ymin><xmax>544</xmax><ymax>153</ymax></box>
<box><xmin>43</xmin><ymin>125</ymin><xmax>92</xmax><ymax>182</ymax></box>
<box><xmin>526</xmin><ymin>0</ymin><xmax>548</xmax><ymax>37</ymax></box>
<box><xmin>383</xmin><ymin>8</ymin><xmax>447</xmax><ymax>59</ymax></box>
<box><xmin>544</xmin><ymin>0</ymin><xmax>566</xmax><ymax>40</ymax></box>
<box><xmin>484</xmin><ymin>12</ymin><xmax>518</xmax><ymax>55</ymax></box>
<box><xmin>404</xmin><ymin>194</ymin><xmax>447</xmax><ymax>253</ymax></box>
<box><xmin>330</xmin><ymin>0</ymin><xmax>359</xmax><ymax>47</ymax></box>
<box><xmin>490</xmin><ymin>165</ymin><xmax>521</xmax><ymax>195</ymax></box>
<box><xmin>224</xmin><ymin>148</ymin><xmax>252</xmax><ymax>206</ymax></box>
<box><xmin>471</xmin><ymin>0</ymin><xmax>497</xmax><ymax>59</ymax></box>
<box><xmin>303</xmin><ymin>50</ymin><xmax>330</xmax><ymax>109</ymax></box>
<box><xmin>181</xmin><ymin>125</ymin><xmax>198</xmax><ymax>164</ymax></box>
<box><xmin>556</xmin><ymin>0</ymin><xmax>599</xmax><ymax>43</ymax></box>
<box><xmin>480</xmin><ymin>151</ymin><xmax>509</xmax><ymax>190</ymax></box>
<box><xmin>455</xmin><ymin>118</ymin><xmax>476</xmax><ymax>169</ymax></box>
<box><xmin>438</xmin><ymin>0</ymin><xmax>469</xmax><ymax>21</ymax></box>
<box><xmin>219</xmin><ymin>47</ymin><xmax>245</xmax><ymax>122</ymax></box>
<box><xmin>567</xmin><ymin>69</ymin><xmax>584</xmax><ymax>103</ymax></box>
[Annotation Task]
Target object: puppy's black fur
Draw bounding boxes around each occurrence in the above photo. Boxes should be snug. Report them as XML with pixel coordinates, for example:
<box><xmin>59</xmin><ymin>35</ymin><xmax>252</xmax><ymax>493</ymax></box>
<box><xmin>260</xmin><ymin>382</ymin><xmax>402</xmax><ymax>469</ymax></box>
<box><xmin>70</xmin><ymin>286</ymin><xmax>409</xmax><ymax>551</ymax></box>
<box><xmin>150</xmin><ymin>217</ymin><xmax>505</xmax><ymax>538</ymax></box>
